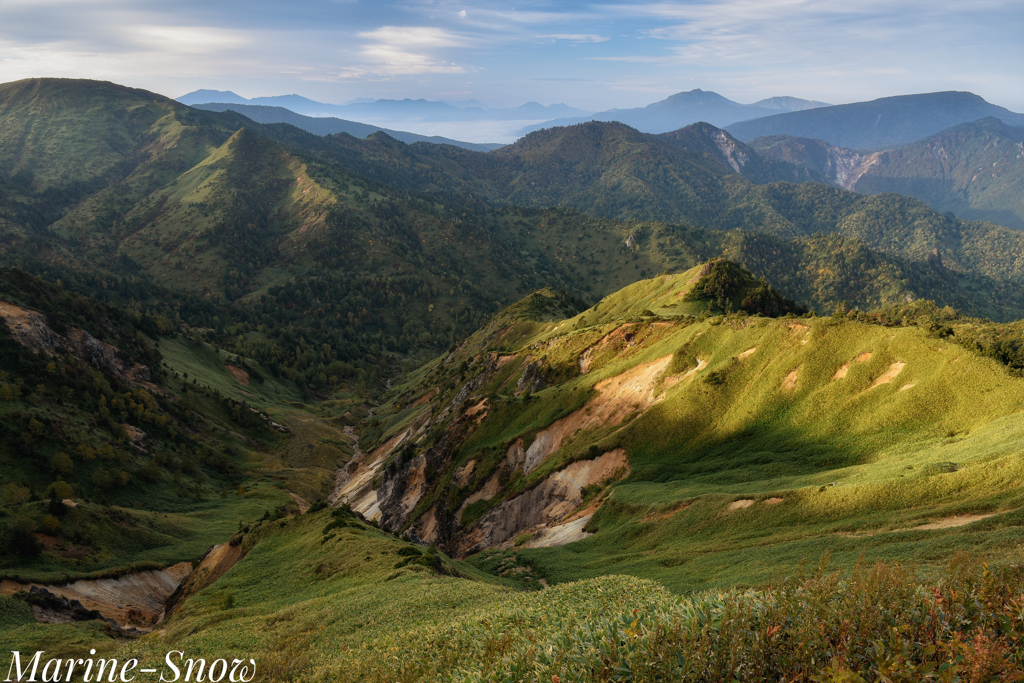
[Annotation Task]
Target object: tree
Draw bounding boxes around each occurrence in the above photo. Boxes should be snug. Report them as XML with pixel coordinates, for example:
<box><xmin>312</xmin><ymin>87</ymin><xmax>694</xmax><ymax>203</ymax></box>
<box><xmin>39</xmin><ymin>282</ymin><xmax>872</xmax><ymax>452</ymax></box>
<box><xmin>28</xmin><ymin>419</ymin><xmax>45</xmax><ymax>438</ymax></box>
<box><xmin>51</xmin><ymin>452</ymin><xmax>73</xmax><ymax>476</ymax></box>
<box><xmin>41</xmin><ymin>515</ymin><xmax>60</xmax><ymax>534</ymax></box>
<box><xmin>2</xmin><ymin>482</ymin><xmax>30</xmax><ymax>506</ymax></box>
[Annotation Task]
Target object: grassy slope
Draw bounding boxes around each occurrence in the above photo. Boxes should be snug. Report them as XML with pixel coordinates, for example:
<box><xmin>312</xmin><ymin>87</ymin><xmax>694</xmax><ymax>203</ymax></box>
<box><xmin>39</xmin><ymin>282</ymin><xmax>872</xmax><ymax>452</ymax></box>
<box><xmin>363</xmin><ymin>268</ymin><xmax>1024</xmax><ymax>592</ymax></box>
<box><xmin>521</xmin><ymin>315</ymin><xmax>1024</xmax><ymax>592</ymax></box>
<box><xmin>114</xmin><ymin>510</ymin><xmax>514</xmax><ymax>678</ymax></box>
<box><xmin>0</xmin><ymin>485</ymin><xmax>289</xmax><ymax>584</ymax></box>
<box><xmin>6</xmin><ymin>503</ymin><xmax>1024</xmax><ymax>682</ymax></box>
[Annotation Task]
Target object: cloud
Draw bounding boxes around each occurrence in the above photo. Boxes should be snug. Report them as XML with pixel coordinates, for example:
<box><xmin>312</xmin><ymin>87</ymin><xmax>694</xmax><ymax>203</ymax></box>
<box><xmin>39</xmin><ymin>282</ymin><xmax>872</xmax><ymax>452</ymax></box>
<box><xmin>336</xmin><ymin>26</ymin><xmax>476</xmax><ymax>78</ymax></box>
<box><xmin>126</xmin><ymin>25</ymin><xmax>252</xmax><ymax>54</ymax></box>
<box><xmin>539</xmin><ymin>34</ymin><xmax>610</xmax><ymax>43</ymax></box>
<box><xmin>605</xmin><ymin>0</ymin><xmax>1015</xmax><ymax>67</ymax></box>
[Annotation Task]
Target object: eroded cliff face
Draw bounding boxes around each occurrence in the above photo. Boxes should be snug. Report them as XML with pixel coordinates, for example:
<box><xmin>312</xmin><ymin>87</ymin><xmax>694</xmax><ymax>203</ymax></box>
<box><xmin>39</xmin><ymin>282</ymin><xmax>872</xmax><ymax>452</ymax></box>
<box><xmin>335</xmin><ymin>325</ymin><xmax>694</xmax><ymax>559</ymax></box>
<box><xmin>0</xmin><ymin>563</ymin><xmax>192</xmax><ymax>630</ymax></box>
<box><xmin>827</xmin><ymin>146</ymin><xmax>882</xmax><ymax>190</ymax></box>
<box><xmin>0</xmin><ymin>300</ymin><xmax>153</xmax><ymax>386</ymax></box>
<box><xmin>711</xmin><ymin>129</ymin><xmax>750</xmax><ymax>174</ymax></box>
<box><xmin>454</xmin><ymin>448</ymin><xmax>628</xmax><ymax>556</ymax></box>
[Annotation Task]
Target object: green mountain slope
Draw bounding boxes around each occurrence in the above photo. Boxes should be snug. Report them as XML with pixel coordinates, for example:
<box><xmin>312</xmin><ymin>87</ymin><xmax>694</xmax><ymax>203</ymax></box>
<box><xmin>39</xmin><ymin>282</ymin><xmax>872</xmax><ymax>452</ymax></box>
<box><xmin>751</xmin><ymin>118</ymin><xmax>1024</xmax><ymax>230</ymax></box>
<box><xmin>343</xmin><ymin>262</ymin><xmax>1024</xmax><ymax>593</ymax></box>
<box><xmin>855</xmin><ymin>118</ymin><xmax>1024</xmax><ymax>229</ymax></box>
<box><xmin>5</xmin><ymin>77</ymin><xmax>1024</xmax><ymax>393</ymax></box>
<box><xmin>0</xmin><ymin>268</ymin><xmax>306</xmax><ymax>579</ymax></box>
<box><xmin>656</xmin><ymin>122</ymin><xmax>825</xmax><ymax>184</ymax></box>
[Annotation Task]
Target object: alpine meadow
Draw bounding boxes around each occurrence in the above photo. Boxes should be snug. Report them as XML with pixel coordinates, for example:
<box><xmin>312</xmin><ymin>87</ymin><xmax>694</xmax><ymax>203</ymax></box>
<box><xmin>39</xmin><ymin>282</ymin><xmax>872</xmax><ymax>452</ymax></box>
<box><xmin>2</xmin><ymin>7</ymin><xmax>1024</xmax><ymax>680</ymax></box>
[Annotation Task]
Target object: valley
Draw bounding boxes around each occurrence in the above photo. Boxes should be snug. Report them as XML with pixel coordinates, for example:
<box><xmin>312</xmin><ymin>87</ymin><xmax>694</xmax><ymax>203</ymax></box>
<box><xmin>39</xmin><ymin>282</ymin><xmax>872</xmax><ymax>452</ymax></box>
<box><xmin>2</xmin><ymin>77</ymin><xmax>1024</xmax><ymax>680</ymax></box>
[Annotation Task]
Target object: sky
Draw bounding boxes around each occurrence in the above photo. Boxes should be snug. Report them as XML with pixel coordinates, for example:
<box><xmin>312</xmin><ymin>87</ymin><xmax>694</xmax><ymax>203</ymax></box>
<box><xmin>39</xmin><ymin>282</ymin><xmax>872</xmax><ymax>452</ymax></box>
<box><xmin>0</xmin><ymin>0</ymin><xmax>1021</xmax><ymax>113</ymax></box>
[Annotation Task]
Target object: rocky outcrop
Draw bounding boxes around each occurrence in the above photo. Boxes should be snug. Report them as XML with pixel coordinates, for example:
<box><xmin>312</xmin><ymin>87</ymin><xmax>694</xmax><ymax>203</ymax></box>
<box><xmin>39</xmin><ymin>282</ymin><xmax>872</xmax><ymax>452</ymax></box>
<box><xmin>163</xmin><ymin>543</ymin><xmax>242</xmax><ymax>619</ymax></box>
<box><xmin>0</xmin><ymin>562</ymin><xmax>192</xmax><ymax>630</ymax></box>
<box><xmin>516</xmin><ymin>358</ymin><xmax>546</xmax><ymax>394</ymax></box>
<box><xmin>396</xmin><ymin>355</ymin><xmax>669</xmax><ymax>554</ymax></box>
<box><xmin>711</xmin><ymin>128</ymin><xmax>750</xmax><ymax>173</ymax></box>
<box><xmin>455</xmin><ymin>448</ymin><xmax>628</xmax><ymax>557</ymax></box>
<box><xmin>0</xmin><ymin>300</ymin><xmax>152</xmax><ymax>386</ymax></box>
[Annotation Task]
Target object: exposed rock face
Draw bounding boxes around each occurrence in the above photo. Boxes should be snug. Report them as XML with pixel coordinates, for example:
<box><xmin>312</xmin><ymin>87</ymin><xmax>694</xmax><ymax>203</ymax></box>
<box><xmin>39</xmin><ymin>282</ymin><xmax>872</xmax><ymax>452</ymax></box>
<box><xmin>0</xmin><ymin>563</ymin><xmax>192</xmax><ymax>630</ymax></box>
<box><xmin>382</xmin><ymin>355</ymin><xmax>669</xmax><ymax>555</ymax></box>
<box><xmin>0</xmin><ymin>301</ymin><xmax>63</xmax><ymax>353</ymax></box>
<box><xmin>526</xmin><ymin>515</ymin><xmax>593</xmax><ymax>548</ymax></box>
<box><xmin>711</xmin><ymin>128</ymin><xmax>750</xmax><ymax>173</ymax></box>
<box><xmin>0</xmin><ymin>300</ymin><xmax>152</xmax><ymax>385</ymax></box>
<box><xmin>455</xmin><ymin>448</ymin><xmax>628</xmax><ymax>557</ymax></box>
<box><xmin>516</xmin><ymin>358</ymin><xmax>546</xmax><ymax>394</ymax></box>
<box><xmin>521</xmin><ymin>355</ymin><xmax>671</xmax><ymax>475</ymax></box>
<box><xmin>828</xmin><ymin>146</ymin><xmax>881</xmax><ymax>189</ymax></box>
<box><xmin>164</xmin><ymin>543</ymin><xmax>244</xmax><ymax>619</ymax></box>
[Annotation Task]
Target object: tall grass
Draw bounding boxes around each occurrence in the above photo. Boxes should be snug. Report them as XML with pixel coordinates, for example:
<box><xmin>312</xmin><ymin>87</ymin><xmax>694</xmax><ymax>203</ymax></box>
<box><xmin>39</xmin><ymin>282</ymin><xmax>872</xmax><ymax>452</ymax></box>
<box><xmin>331</xmin><ymin>555</ymin><xmax>1024</xmax><ymax>682</ymax></box>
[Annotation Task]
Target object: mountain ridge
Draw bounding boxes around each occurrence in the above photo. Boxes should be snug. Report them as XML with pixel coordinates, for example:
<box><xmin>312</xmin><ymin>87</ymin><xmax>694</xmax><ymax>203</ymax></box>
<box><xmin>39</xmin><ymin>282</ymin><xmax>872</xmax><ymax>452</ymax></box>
<box><xmin>726</xmin><ymin>91</ymin><xmax>1024</xmax><ymax>150</ymax></box>
<box><xmin>518</xmin><ymin>88</ymin><xmax>793</xmax><ymax>135</ymax></box>
<box><xmin>751</xmin><ymin>117</ymin><xmax>1024</xmax><ymax>229</ymax></box>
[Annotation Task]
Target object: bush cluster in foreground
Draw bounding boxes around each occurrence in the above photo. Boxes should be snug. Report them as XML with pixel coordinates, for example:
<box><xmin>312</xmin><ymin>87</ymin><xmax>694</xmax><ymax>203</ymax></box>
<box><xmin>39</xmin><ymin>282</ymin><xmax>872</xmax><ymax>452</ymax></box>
<box><xmin>334</xmin><ymin>554</ymin><xmax>1024</xmax><ymax>682</ymax></box>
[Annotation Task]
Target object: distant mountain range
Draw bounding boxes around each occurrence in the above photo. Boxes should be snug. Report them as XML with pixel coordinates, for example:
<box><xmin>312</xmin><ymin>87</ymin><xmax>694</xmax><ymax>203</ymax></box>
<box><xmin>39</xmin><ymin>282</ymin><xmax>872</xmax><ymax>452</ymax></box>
<box><xmin>518</xmin><ymin>89</ymin><xmax>830</xmax><ymax>135</ymax></box>
<box><xmin>190</xmin><ymin>103</ymin><xmax>504</xmax><ymax>152</ymax></box>
<box><xmin>749</xmin><ymin>96</ymin><xmax>832</xmax><ymax>112</ymax></box>
<box><xmin>726</xmin><ymin>91</ymin><xmax>1024</xmax><ymax>150</ymax></box>
<box><xmin>177</xmin><ymin>89</ymin><xmax>590</xmax><ymax>122</ymax></box>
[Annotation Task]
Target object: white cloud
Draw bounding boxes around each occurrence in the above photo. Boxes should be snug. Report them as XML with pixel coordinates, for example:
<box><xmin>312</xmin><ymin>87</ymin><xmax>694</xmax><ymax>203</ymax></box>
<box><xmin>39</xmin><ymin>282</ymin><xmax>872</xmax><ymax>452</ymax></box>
<box><xmin>335</xmin><ymin>26</ymin><xmax>476</xmax><ymax>78</ymax></box>
<box><xmin>539</xmin><ymin>34</ymin><xmax>610</xmax><ymax>43</ymax></box>
<box><xmin>125</xmin><ymin>25</ymin><xmax>251</xmax><ymax>54</ymax></box>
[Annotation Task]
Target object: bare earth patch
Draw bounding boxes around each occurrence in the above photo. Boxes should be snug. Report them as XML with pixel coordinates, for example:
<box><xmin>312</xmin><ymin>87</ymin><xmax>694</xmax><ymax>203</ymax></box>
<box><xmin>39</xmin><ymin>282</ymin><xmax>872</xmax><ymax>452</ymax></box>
<box><xmin>225</xmin><ymin>364</ymin><xmax>250</xmax><ymax>385</ymax></box>
<box><xmin>454</xmin><ymin>459</ymin><xmax>477</xmax><ymax>487</ymax></box>
<box><xmin>464</xmin><ymin>448</ymin><xmax>629</xmax><ymax>555</ymax></box>
<box><xmin>465</xmin><ymin>398</ymin><xmax>488</xmax><ymax>424</ymax></box>
<box><xmin>526</xmin><ymin>515</ymin><xmax>593</xmax><ymax>548</ymax></box>
<box><xmin>868</xmin><ymin>362</ymin><xmax>906</xmax><ymax>389</ymax></box>
<box><xmin>834</xmin><ymin>352</ymin><xmax>873</xmax><ymax>379</ymax></box>
<box><xmin>288</xmin><ymin>492</ymin><xmax>310</xmax><ymax>514</ymax></box>
<box><xmin>844</xmin><ymin>508</ymin><xmax>1018</xmax><ymax>538</ymax></box>
<box><xmin>728</xmin><ymin>499</ymin><xmax>755</xmax><ymax>511</ymax></box>
<box><xmin>521</xmin><ymin>355</ymin><xmax>672</xmax><ymax>474</ymax></box>
<box><xmin>910</xmin><ymin>512</ymin><xmax>1003</xmax><ymax>530</ymax></box>
<box><xmin>764</xmin><ymin>497</ymin><xmax>784</xmax><ymax>505</ymax></box>
<box><xmin>900</xmin><ymin>383</ymin><xmax>915</xmax><ymax>391</ymax></box>
<box><xmin>412</xmin><ymin>387</ymin><xmax>439</xmax><ymax>407</ymax></box>
<box><xmin>643</xmin><ymin>501</ymin><xmax>692</xmax><ymax>522</ymax></box>
<box><xmin>738</xmin><ymin>347</ymin><xmax>757</xmax><ymax>359</ymax></box>
<box><xmin>2</xmin><ymin>563</ymin><xmax>193</xmax><ymax>629</ymax></box>
<box><xmin>782</xmin><ymin>368</ymin><xmax>800</xmax><ymax>391</ymax></box>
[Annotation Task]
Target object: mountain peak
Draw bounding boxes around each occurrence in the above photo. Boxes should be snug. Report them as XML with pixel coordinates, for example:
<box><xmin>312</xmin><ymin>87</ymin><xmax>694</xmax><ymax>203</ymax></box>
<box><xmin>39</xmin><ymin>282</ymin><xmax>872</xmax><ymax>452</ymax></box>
<box><xmin>177</xmin><ymin>89</ymin><xmax>248</xmax><ymax>105</ymax></box>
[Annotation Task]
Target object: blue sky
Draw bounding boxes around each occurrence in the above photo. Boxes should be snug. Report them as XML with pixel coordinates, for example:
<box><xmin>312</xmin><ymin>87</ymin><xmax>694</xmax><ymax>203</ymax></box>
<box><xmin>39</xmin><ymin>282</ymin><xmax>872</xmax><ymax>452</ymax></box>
<box><xmin>0</xmin><ymin>0</ymin><xmax>1021</xmax><ymax>112</ymax></box>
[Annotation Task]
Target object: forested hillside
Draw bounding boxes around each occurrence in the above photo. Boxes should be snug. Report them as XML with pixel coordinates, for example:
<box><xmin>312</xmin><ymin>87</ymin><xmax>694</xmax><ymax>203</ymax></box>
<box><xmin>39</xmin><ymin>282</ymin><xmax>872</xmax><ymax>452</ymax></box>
<box><xmin>751</xmin><ymin>118</ymin><xmax>1024</xmax><ymax>230</ymax></box>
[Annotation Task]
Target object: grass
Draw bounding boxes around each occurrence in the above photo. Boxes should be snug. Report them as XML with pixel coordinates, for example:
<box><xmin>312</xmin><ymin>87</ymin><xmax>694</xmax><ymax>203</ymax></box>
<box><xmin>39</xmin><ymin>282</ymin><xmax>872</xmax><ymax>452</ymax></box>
<box><xmin>368</xmin><ymin>271</ymin><xmax>1024</xmax><ymax>596</ymax></box>
<box><xmin>157</xmin><ymin>335</ymin><xmax>302</xmax><ymax>410</ymax></box>
<box><xmin>6</xmin><ymin>510</ymin><xmax>1024</xmax><ymax>681</ymax></box>
<box><xmin>0</xmin><ymin>483</ymin><xmax>290</xmax><ymax>583</ymax></box>
<box><xmin>457</xmin><ymin>311</ymin><xmax>1024</xmax><ymax>591</ymax></box>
